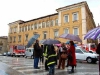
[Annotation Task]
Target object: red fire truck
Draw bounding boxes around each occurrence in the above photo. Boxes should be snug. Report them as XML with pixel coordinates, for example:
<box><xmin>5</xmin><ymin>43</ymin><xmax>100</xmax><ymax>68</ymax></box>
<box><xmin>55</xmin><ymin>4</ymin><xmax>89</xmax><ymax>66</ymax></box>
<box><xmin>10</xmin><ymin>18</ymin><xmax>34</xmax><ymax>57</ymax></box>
<box><xmin>10</xmin><ymin>45</ymin><xmax>25</xmax><ymax>57</ymax></box>
<box><xmin>80</xmin><ymin>43</ymin><xmax>97</xmax><ymax>52</ymax></box>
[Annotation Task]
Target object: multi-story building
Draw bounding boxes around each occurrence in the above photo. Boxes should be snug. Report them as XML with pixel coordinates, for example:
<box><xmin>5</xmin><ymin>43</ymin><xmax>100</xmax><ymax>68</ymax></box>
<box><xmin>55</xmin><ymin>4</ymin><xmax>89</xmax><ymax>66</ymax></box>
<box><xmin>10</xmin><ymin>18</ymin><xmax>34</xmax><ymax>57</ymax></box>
<box><xmin>8</xmin><ymin>1</ymin><xmax>96</xmax><ymax>47</ymax></box>
<box><xmin>0</xmin><ymin>36</ymin><xmax>8</xmax><ymax>53</ymax></box>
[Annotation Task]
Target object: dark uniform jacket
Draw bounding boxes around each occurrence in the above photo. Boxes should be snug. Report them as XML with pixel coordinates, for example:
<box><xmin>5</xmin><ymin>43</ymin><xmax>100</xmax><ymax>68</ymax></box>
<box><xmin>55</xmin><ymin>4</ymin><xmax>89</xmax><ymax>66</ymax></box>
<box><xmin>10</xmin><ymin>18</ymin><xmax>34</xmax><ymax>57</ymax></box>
<box><xmin>47</xmin><ymin>48</ymin><xmax>57</xmax><ymax>66</ymax></box>
<box><xmin>33</xmin><ymin>43</ymin><xmax>41</xmax><ymax>58</ymax></box>
<box><xmin>43</xmin><ymin>45</ymin><xmax>50</xmax><ymax>57</ymax></box>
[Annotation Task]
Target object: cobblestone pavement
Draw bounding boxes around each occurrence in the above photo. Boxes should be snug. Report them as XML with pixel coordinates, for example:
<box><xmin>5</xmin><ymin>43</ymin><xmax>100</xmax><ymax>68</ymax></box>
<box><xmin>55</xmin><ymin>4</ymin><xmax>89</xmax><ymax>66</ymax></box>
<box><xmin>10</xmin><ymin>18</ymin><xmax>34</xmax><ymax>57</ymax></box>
<box><xmin>0</xmin><ymin>56</ymin><xmax>99</xmax><ymax>75</ymax></box>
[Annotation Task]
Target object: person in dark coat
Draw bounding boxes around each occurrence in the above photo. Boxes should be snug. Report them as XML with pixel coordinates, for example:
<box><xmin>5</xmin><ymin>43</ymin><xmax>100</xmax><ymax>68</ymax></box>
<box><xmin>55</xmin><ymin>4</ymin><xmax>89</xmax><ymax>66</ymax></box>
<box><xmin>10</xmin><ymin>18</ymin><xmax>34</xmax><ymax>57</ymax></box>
<box><xmin>40</xmin><ymin>45</ymin><xmax>44</xmax><ymax>63</ymax></box>
<box><xmin>67</xmin><ymin>41</ymin><xmax>76</xmax><ymax>73</ymax></box>
<box><xmin>33</xmin><ymin>40</ymin><xmax>41</xmax><ymax>69</ymax></box>
<box><xmin>47</xmin><ymin>45</ymin><xmax>57</xmax><ymax>75</ymax></box>
<box><xmin>96</xmin><ymin>43</ymin><xmax>100</xmax><ymax>75</ymax></box>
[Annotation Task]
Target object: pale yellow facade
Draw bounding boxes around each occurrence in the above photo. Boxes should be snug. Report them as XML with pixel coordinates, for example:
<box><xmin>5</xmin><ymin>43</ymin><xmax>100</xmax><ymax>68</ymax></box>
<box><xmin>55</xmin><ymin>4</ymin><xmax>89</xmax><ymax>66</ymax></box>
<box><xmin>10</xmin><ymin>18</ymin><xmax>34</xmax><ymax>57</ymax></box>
<box><xmin>0</xmin><ymin>37</ymin><xmax>8</xmax><ymax>53</ymax></box>
<box><xmin>8</xmin><ymin>1</ymin><xmax>96</xmax><ymax>48</ymax></box>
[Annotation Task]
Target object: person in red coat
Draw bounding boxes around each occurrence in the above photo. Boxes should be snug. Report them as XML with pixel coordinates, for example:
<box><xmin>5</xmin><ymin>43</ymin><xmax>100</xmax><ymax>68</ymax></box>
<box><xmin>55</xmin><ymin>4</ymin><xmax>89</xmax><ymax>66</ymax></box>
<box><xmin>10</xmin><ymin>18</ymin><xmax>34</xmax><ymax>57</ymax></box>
<box><xmin>67</xmin><ymin>41</ymin><xmax>76</xmax><ymax>73</ymax></box>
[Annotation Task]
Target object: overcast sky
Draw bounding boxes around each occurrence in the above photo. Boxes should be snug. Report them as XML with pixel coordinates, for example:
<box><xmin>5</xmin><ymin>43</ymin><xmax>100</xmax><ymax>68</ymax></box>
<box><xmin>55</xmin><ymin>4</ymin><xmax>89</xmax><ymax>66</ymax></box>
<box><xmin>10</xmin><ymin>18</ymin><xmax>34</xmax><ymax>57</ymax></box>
<box><xmin>0</xmin><ymin>0</ymin><xmax>100</xmax><ymax>36</ymax></box>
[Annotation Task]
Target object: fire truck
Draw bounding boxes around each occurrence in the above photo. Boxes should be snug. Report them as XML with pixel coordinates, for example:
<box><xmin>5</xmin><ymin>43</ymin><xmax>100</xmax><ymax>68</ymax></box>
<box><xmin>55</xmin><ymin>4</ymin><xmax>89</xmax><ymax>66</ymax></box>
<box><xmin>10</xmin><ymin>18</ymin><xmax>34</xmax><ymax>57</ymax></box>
<box><xmin>80</xmin><ymin>43</ymin><xmax>97</xmax><ymax>52</ymax></box>
<box><xmin>10</xmin><ymin>45</ymin><xmax>25</xmax><ymax>57</ymax></box>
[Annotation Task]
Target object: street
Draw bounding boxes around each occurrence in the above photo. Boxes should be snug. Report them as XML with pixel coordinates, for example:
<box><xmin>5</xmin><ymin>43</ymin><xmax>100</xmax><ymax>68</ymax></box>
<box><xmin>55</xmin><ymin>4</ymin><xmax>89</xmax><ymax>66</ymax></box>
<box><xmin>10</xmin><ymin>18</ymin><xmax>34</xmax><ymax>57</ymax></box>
<box><xmin>0</xmin><ymin>56</ymin><xmax>99</xmax><ymax>75</ymax></box>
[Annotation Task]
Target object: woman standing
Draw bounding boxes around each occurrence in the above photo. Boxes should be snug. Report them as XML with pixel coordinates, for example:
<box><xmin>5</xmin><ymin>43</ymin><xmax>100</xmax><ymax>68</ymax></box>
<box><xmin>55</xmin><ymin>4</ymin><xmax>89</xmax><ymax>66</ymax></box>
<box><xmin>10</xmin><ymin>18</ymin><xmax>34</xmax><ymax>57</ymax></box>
<box><xmin>58</xmin><ymin>43</ymin><xmax>67</xmax><ymax>69</ymax></box>
<box><xmin>67</xmin><ymin>41</ymin><xmax>76</xmax><ymax>73</ymax></box>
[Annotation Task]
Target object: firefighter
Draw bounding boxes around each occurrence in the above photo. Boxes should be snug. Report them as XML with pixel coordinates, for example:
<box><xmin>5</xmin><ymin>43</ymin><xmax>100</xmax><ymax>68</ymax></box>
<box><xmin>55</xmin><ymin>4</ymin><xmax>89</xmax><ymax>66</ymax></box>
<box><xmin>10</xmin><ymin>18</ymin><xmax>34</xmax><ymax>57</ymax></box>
<box><xmin>47</xmin><ymin>45</ymin><xmax>57</xmax><ymax>75</ymax></box>
<box><xmin>43</xmin><ymin>44</ymin><xmax>49</xmax><ymax>71</ymax></box>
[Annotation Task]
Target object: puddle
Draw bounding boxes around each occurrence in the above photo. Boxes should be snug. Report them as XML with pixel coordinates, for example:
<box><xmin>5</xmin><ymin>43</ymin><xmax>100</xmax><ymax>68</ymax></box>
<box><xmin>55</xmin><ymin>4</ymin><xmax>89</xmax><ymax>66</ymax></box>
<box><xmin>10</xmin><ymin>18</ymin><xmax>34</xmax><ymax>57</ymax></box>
<box><xmin>0</xmin><ymin>70</ymin><xmax>8</xmax><ymax>75</ymax></box>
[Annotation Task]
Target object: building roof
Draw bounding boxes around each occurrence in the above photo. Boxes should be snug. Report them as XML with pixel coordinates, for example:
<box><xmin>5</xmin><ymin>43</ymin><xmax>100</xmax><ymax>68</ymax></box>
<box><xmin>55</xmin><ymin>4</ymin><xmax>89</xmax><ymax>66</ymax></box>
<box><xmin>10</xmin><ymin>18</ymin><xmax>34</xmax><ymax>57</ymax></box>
<box><xmin>19</xmin><ymin>13</ymin><xmax>58</xmax><ymax>24</ymax></box>
<box><xmin>0</xmin><ymin>36</ymin><xmax>8</xmax><ymax>39</ymax></box>
<box><xmin>8</xmin><ymin>20</ymin><xmax>25</xmax><ymax>25</ymax></box>
<box><xmin>56</xmin><ymin>1</ymin><xmax>87</xmax><ymax>11</ymax></box>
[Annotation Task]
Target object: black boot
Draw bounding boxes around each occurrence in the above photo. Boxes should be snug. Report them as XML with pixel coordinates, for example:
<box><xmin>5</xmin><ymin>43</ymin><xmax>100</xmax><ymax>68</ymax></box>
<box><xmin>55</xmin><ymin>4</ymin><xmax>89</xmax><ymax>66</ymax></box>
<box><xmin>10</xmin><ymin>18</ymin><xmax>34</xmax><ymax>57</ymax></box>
<box><xmin>69</xmin><ymin>66</ymin><xmax>74</xmax><ymax>74</ymax></box>
<box><xmin>71</xmin><ymin>66</ymin><xmax>74</xmax><ymax>73</ymax></box>
<box><xmin>71</xmin><ymin>68</ymin><xmax>74</xmax><ymax>73</ymax></box>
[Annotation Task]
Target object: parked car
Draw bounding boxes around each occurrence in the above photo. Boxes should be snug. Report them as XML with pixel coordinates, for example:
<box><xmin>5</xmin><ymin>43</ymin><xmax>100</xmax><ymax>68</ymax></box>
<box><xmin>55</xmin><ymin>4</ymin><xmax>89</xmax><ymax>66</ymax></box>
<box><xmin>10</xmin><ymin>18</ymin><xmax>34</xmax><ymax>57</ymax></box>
<box><xmin>7</xmin><ymin>52</ymin><xmax>11</xmax><ymax>56</ymax></box>
<box><xmin>25</xmin><ymin>48</ymin><xmax>34</xmax><ymax>58</ymax></box>
<box><xmin>75</xmin><ymin>47</ymin><xmax>98</xmax><ymax>63</ymax></box>
<box><xmin>2</xmin><ymin>52</ymin><xmax>7</xmax><ymax>56</ymax></box>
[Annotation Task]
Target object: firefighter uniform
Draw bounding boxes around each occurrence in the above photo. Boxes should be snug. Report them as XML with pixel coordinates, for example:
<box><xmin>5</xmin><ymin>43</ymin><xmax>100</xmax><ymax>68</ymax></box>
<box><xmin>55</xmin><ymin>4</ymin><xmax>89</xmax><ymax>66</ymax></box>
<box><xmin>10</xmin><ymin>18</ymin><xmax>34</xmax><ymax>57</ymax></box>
<box><xmin>47</xmin><ymin>45</ymin><xmax>57</xmax><ymax>75</ymax></box>
<box><xmin>43</xmin><ymin>44</ymin><xmax>49</xmax><ymax>70</ymax></box>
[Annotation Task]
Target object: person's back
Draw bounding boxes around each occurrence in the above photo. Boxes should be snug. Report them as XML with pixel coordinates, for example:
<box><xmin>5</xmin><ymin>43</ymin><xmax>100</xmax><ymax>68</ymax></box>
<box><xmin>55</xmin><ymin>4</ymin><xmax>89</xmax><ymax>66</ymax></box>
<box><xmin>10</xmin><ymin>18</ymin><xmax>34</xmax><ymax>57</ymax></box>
<box><xmin>34</xmin><ymin>42</ymin><xmax>41</xmax><ymax>58</ymax></box>
<box><xmin>47</xmin><ymin>45</ymin><xmax>56</xmax><ymax>75</ymax></box>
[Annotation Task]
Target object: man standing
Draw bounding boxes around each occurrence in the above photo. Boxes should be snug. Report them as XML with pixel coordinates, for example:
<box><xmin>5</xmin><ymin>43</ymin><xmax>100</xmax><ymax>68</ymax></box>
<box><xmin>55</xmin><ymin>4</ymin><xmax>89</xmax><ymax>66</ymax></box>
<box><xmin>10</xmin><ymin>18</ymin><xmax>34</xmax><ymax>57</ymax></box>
<box><xmin>33</xmin><ymin>40</ymin><xmax>41</xmax><ymax>69</ymax></box>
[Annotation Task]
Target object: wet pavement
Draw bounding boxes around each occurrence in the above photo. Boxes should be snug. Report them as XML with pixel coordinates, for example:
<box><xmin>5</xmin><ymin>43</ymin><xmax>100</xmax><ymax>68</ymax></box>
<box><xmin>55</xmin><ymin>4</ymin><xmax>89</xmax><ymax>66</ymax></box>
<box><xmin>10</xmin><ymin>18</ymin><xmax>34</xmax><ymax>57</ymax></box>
<box><xmin>0</xmin><ymin>56</ymin><xmax>99</xmax><ymax>75</ymax></box>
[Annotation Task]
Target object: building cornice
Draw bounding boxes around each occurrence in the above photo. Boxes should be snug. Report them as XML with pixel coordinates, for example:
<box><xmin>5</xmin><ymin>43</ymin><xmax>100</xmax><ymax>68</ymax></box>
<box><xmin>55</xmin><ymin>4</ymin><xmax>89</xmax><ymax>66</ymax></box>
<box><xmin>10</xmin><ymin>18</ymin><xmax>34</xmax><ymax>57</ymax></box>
<box><xmin>8</xmin><ymin>20</ymin><xmax>25</xmax><ymax>26</ymax></box>
<box><xmin>56</xmin><ymin>1</ymin><xmax>87</xmax><ymax>12</ymax></box>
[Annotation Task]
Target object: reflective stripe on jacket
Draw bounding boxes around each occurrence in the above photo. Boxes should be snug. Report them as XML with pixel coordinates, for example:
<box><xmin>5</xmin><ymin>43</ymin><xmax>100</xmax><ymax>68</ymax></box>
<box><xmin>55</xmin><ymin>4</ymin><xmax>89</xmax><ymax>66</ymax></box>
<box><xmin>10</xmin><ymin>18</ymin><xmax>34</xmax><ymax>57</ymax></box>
<box><xmin>47</xmin><ymin>54</ymin><xmax>57</xmax><ymax>66</ymax></box>
<box><xmin>43</xmin><ymin>46</ymin><xmax>47</xmax><ymax>57</ymax></box>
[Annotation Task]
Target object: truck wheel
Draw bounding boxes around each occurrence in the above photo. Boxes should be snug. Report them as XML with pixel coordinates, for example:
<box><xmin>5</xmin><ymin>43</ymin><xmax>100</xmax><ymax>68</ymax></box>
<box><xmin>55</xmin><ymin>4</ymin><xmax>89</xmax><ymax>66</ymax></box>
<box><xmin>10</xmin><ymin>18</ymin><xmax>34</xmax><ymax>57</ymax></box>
<box><xmin>86</xmin><ymin>57</ymin><xmax>92</xmax><ymax>63</ymax></box>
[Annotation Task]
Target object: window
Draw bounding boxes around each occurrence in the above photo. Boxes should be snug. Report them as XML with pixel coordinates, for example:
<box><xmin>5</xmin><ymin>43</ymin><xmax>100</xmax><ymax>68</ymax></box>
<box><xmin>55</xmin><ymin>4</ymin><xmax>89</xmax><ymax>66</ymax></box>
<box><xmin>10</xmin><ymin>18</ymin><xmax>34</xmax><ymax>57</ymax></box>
<box><xmin>31</xmin><ymin>25</ymin><xmax>33</xmax><ymax>30</ymax></box>
<box><xmin>76</xmin><ymin>49</ymin><xmax>83</xmax><ymax>54</ymax></box>
<box><xmin>43</xmin><ymin>32</ymin><xmax>47</xmax><ymax>39</ymax></box>
<box><xmin>55</xmin><ymin>19</ymin><xmax>58</xmax><ymax>25</ymax></box>
<box><xmin>25</xmin><ymin>34</ymin><xmax>28</xmax><ymax>41</ymax></box>
<box><xmin>10</xmin><ymin>37</ymin><xmax>12</xmax><ymax>42</ymax></box>
<box><xmin>38</xmin><ymin>23</ymin><xmax>41</xmax><ymax>28</ymax></box>
<box><xmin>24</xmin><ymin>27</ymin><xmax>25</xmax><ymax>31</ymax></box>
<box><xmin>13</xmin><ymin>36</ymin><xmax>16</xmax><ymax>42</ymax></box>
<box><xmin>28</xmin><ymin>25</ymin><xmax>30</xmax><ymax>31</ymax></box>
<box><xmin>34</xmin><ymin>23</ymin><xmax>37</xmax><ymax>29</ymax></box>
<box><xmin>73</xmin><ymin>12</ymin><xmax>78</xmax><ymax>21</ymax></box>
<box><xmin>15</xmin><ymin>27</ymin><xmax>17</xmax><ymax>32</ymax></box>
<box><xmin>42</xmin><ymin>22</ymin><xmax>45</xmax><ymax>28</ymax></box>
<box><xmin>54</xmin><ymin>30</ymin><xmax>59</xmax><ymax>38</ymax></box>
<box><xmin>10</xmin><ymin>29</ymin><xmax>12</xmax><ymax>33</ymax></box>
<box><xmin>73</xmin><ymin>27</ymin><xmax>78</xmax><ymax>35</ymax></box>
<box><xmin>64</xmin><ymin>15</ymin><xmax>69</xmax><ymax>23</ymax></box>
<box><xmin>18</xmin><ymin>35</ymin><xmax>21</xmax><ymax>42</ymax></box>
<box><xmin>0</xmin><ymin>41</ymin><xmax>3</xmax><ymax>45</ymax></box>
<box><xmin>29</xmin><ymin>49</ymin><xmax>31</xmax><ymax>52</ymax></box>
<box><xmin>46</xmin><ymin>21</ymin><xmax>49</xmax><ymax>27</ymax></box>
<box><xmin>22</xmin><ymin>27</ymin><xmax>24</xmax><ymax>32</ymax></box>
<box><xmin>19</xmin><ymin>27</ymin><xmax>21</xmax><ymax>32</ymax></box>
<box><xmin>64</xmin><ymin>28</ymin><xmax>69</xmax><ymax>34</ymax></box>
<box><xmin>14</xmin><ymin>27</ymin><xmax>17</xmax><ymax>32</ymax></box>
<box><xmin>50</xmin><ymin>20</ymin><xmax>53</xmax><ymax>26</ymax></box>
<box><xmin>25</xmin><ymin>26</ymin><xmax>27</xmax><ymax>31</ymax></box>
